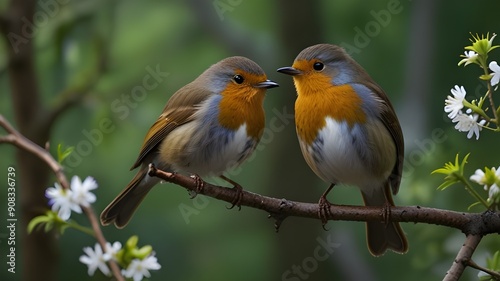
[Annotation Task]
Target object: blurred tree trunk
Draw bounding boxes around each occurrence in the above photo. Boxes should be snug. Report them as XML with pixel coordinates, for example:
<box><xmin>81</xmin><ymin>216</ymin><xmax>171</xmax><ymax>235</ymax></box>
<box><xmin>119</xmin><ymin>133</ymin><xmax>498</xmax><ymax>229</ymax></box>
<box><xmin>1</xmin><ymin>1</ymin><xmax>59</xmax><ymax>280</ymax></box>
<box><xmin>399</xmin><ymin>0</ymin><xmax>436</xmax><ymax>145</ymax></box>
<box><xmin>273</xmin><ymin>1</ymin><xmax>332</xmax><ymax>280</ymax></box>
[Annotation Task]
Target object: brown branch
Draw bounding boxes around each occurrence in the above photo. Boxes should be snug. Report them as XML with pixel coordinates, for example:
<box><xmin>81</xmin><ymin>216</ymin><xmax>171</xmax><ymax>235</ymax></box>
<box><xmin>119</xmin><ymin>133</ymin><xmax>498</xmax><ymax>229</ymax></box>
<box><xmin>443</xmin><ymin>235</ymin><xmax>482</xmax><ymax>281</ymax></box>
<box><xmin>148</xmin><ymin>164</ymin><xmax>500</xmax><ymax>235</ymax></box>
<box><xmin>0</xmin><ymin>114</ymin><xmax>69</xmax><ymax>189</ymax></box>
<box><xmin>150</xmin><ymin>164</ymin><xmax>500</xmax><ymax>281</ymax></box>
<box><xmin>0</xmin><ymin>114</ymin><xmax>124</xmax><ymax>281</ymax></box>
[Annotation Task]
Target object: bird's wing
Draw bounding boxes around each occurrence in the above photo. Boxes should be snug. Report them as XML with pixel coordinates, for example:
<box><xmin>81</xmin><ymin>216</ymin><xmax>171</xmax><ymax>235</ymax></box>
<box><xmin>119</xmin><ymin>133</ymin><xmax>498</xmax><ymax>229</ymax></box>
<box><xmin>363</xmin><ymin>80</ymin><xmax>404</xmax><ymax>195</ymax></box>
<box><xmin>349</xmin><ymin>56</ymin><xmax>404</xmax><ymax>194</ymax></box>
<box><xmin>130</xmin><ymin>84</ymin><xmax>213</xmax><ymax>170</ymax></box>
<box><xmin>380</xmin><ymin>102</ymin><xmax>404</xmax><ymax>194</ymax></box>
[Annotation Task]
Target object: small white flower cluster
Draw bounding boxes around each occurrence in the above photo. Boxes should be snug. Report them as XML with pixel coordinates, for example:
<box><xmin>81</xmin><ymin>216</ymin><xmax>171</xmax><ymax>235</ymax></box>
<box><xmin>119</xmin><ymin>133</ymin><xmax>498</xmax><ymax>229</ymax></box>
<box><xmin>470</xmin><ymin>166</ymin><xmax>500</xmax><ymax>203</ymax></box>
<box><xmin>45</xmin><ymin>176</ymin><xmax>97</xmax><ymax>220</ymax></box>
<box><xmin>446</xmin><ymin>35</ymin><xmax>500</xmax><ymax>140</ymax></box>
<box><xmin>79</xmin><ymin>242</ymin><xmax>161</xmax><ymax>281</ymax></box>
<box><xmin>444</xmin><ymin>85</ymin><xmax>486</xmax><ymax>140</ymax></box>
<box><xmin>79</xmin><ymin>242</ymin><xmax>120</xmax><ymax>276</ymax></box>
<box><xmin>45</xmin><ymin>176</ymin><xmax>161</xmax><ymax>280</ymax></box>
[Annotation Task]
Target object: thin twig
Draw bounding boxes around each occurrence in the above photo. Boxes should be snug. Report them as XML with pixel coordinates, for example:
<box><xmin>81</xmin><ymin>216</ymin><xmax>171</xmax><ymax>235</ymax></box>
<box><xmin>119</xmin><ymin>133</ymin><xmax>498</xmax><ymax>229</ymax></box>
<box><xmin>468</xmin><ymin>259</ymin><xmax>500</xmax><ymax>279</ymax></box>
<box><xmin>84</xmin><ymin>206</ymin><xmax>124</xmax><ymax>281</ymax></box>
<box><xmin>0</xmin><ymin>115</ymin><xmax>69</xmax><ymax>189</ymax></box>
<box><xmin>483</xmin><ymin>61</ymin><xmax>499</xmax><ymax>127</ymax></box>
<box><xmin>443</xmin><ymin>234</ymin><xmax>482</xmax><ymax>281</ymax></box>
<box><xmin>487</xmin><ymin>88</ymin><xmax>499</xmax><ymax>127</ymax></box>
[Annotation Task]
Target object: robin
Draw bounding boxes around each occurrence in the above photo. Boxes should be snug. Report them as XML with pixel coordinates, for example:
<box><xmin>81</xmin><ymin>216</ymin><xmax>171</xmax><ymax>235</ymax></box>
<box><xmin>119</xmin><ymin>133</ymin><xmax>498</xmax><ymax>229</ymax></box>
<box><xmin>277</xmin><ymin>44</ymin><xmax>407</xmax><ymax>256</ymax></box>
<box><xmin>101</xmin><ymin>56</ymin><xmax>278</xmax><ymax>228</ymax></box>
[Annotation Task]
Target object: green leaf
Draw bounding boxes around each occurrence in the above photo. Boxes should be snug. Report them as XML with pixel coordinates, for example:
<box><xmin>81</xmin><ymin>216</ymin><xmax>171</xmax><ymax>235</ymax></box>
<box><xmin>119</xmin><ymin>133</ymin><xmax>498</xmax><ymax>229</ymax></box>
<box><xmin>478</xmin><ymin>96</ymin><xmax>486</xmax><ymax>108</ymax></box>
<box><xmin>27</xmin><ymin>210</ymin><xmax>79</xmax><ymax>235</ymax></box>
<box><xmin>483</xmin><ymin>167</ymin><xmax>499</xmax><ymax>186</ymax></box>
<box><xmin>466</xmin><ymin>32</ymin><xmax>498</xmax><ymax>56</ymax></box>
<box><xmin>437</xmin><ymin>180</ymin><xmax>457</xmax><ymax>191</ymax></box>
<box><xmin>489</xmin><ymin>251</ymin><xmax>500</xmax><ymax>270</ymax></box>
<box><xmin>432</xmin><ymin>167</ymin><xmax>453</xmax><ymax>175</ymax></box>
<box><xmin>27</xmin><ymin>213</ymin><xmax>53</xmax><ymax>233</ymax></box>
<box><xmin>467</xmin><ymin>201</ymin><xmax>483</xmax><ymax>211</ymax></box>
<box><xmin>117</xmin><ymin>235</ymin><xmax>154</xmax><ymax>268</ymax></box>
<box><xmin>432</xmin><ymin>154</ymin><xmax>470</xmax><ymax>189</ymax></box>
<box><xmin>57</xmin><ymin>144</ymin><xmax>74</xmax><ymax>164</ymax></box>
<box><xmin>490</xmin><ymin>45</ymin><xmax>500</xmax><ymax>52</ymax></box>
<box><xmin>480</xmin><ymin>251</ymin><xmax>500</xmax><ymax>280</ymax></box>
<box><xmin>45</xmin><ymin>221</ymin><xmax>55</xmax><ymax>233</ymax></box>
<box><xmin>480</xmin><ymin>74</ymin><xmax>493</xmax><ymax>81</ymax></box>
<box><xmin>459</xmin><ymin>153</ymin><xmax>470</xmax><ymax>172</ymax></box>
<box><xmin>134</xmin><ymin>245</ymin><xmax>153</xmax><ymax>259</ymax></box>
<box><xmin>126</xmin><ymin>235</ymin><xmax>139</xmax><ymax>249</ymax></box>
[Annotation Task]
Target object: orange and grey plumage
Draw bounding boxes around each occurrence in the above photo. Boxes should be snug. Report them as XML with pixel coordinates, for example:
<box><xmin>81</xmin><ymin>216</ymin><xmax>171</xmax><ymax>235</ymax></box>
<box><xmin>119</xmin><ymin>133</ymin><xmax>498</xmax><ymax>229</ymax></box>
<box><xmin>278</xmin><ymin>44</ymin><xmax>407</xmax><ymax>256</ymax></box>
<box><xmin>101</xmin><ymin>57</ymin><xmax>278</xmax><ymax>228</ymax></box>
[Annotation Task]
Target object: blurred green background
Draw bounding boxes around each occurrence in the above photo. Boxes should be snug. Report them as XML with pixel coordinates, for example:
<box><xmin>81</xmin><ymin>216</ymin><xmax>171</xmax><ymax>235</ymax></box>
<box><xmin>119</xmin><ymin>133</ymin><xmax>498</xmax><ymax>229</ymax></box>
<box><xmin>1</xmin><ymin>0</ymin><xmax>499</xmax><ymax>280</ymax></box>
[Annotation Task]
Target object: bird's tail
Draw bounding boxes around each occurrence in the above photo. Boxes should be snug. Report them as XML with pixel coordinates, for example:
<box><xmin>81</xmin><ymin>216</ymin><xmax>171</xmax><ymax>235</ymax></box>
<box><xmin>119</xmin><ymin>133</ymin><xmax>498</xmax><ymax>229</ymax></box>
<box><xmin>100</xmin><ymin>166</ymin><xmax>159</xmax><ymax>228</ymax></box>
<box><xmin>361</xmin><ymin>182</ymin><xmax>408</xmax><ymax>256</ymax></box>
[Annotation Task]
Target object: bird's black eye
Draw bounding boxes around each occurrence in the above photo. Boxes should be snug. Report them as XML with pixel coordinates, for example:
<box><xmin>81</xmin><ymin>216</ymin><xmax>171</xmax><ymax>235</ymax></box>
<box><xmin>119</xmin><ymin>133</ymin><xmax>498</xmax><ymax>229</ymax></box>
<box><xmin>233</xmin><ymin>74</ymin><xmax>244</xmax><ymax>84</ymax></box>
<box><xmin>313</xmin><ymin>62</ymin><xmax>324</xmax><ymax>71</ymax></box>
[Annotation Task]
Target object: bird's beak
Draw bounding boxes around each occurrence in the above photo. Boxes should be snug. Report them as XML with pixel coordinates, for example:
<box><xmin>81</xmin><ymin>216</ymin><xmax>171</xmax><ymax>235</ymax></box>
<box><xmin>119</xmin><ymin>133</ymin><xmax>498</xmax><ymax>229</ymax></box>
<box><xmin>255</xmin><ymin>79</ymin><xmax>279</xmax><ymax>89</ymax></box>
<box><xmin>277</xmin><ymin>67</ymin><xmax>302</xmax><ymax>76</ymax></box>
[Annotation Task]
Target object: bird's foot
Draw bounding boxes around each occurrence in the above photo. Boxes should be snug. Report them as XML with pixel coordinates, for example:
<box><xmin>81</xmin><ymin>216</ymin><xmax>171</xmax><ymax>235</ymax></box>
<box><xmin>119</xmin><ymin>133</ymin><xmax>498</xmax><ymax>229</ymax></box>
<box><xmin>220</xmin><ymin>175</ymin><xmax>243</xmax><ymax>210</ymax></box>
<box><xmin>318</xmin><ymin>196</ymin><xmax>333</xmax><ymax>230</ymax></box>
<box><xmin>189</xmin><ymin>174</ymin><xmax>204</xmax><ymax>198</ymax></box>
<box><xmin>382</xmin><ymin>201</ymin><xmax>392</xmax><ymax>226</ymax></box>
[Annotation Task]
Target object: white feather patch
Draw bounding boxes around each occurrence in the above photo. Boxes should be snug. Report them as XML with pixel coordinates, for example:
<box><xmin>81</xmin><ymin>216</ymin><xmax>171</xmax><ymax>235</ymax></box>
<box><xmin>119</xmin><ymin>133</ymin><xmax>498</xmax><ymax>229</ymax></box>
<box><xmin>300</xmin><ymin>117</ymin><xmax>395</xmax><ymax>193</ymax></box>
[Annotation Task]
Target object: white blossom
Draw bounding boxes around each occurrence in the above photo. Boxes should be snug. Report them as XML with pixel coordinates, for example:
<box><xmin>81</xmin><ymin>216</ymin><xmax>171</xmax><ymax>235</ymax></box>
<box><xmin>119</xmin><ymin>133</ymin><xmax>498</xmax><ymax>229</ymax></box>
<box><xmin>70</xmin><ymin>176</ymin><xmax>97</xmax><ymax>207</ymax></box>
<box><xmin>458</xmin><ymin>51</ymin><xmax>478</xmax><ymax>66</ymax></box>
<box><xmin>104</xmin><ymin>241</ymin><xmax>122</xmax><ymax>261</ymax></box>
<box><xmin>489</xmin><ymin>60</ymin><xmax>500</xmax><ymax>87</ymax></box>
<box><xmin>122</xmin><ymin>255</ymin><xmax>161</xmax><ymax>281</ymax></box>
<box><xmin>452</xmin><ymin>113</ymin><xmax>486</xmax><ymax>140</ymax></box>
<box><xmin>470</xmin><ymin>169</ymin><xmax>487</xmax><ymax>185</ymax></box>
<box><xmin>45</xmin><ymin>183</ymin><xmax>78</xmax><ymax>221</ymax></box>
<box><xmin>44</xmin><ymin>176</ymin><xmax>98</xmax><ymax>220</ymax></box>
<box><xmin>486</xmin><ymin>167</ymin><xmax>500</xmax><ymax>201</ymax></box>
<box><xmin>445</xmin><ymin>85</ymin><xmax>466</xmax><ymax>119</ymax></box>
<box><xmin>79</xmin><ymin>243</ymin><xmax>111</xmax><ymax>276</ymax></box>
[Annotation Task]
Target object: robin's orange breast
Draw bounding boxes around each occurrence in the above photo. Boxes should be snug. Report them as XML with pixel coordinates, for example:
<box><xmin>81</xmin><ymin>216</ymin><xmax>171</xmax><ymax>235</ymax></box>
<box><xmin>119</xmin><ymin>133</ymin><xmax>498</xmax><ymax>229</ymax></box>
<box><xmin>294</xmin><ymin>73</ymin><xmax>367</xmax><ymax>145</ymax></box>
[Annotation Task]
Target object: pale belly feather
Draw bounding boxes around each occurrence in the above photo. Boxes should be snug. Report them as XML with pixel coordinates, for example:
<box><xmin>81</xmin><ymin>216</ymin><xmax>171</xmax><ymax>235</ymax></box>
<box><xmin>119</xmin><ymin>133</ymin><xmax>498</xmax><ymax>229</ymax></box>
<box><xmin>159</xmin><ymin>121</ymin><xmax>255</xmax><ymax>177</ymax></box>
<box><xmin>300</xmin><ymin>117</ymin><xmax>395</xmax><ymax>193</ymax></box>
